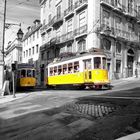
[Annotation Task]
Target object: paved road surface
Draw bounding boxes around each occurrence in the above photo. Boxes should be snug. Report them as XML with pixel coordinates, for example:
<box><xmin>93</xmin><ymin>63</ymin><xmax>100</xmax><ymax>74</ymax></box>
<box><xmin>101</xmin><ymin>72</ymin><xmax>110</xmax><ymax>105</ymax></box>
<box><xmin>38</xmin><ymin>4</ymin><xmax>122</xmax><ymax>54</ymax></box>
<box><xmin>0</xmin><ymin>78</ymin><xmax>140</xmax><ymax>140</ymax></box>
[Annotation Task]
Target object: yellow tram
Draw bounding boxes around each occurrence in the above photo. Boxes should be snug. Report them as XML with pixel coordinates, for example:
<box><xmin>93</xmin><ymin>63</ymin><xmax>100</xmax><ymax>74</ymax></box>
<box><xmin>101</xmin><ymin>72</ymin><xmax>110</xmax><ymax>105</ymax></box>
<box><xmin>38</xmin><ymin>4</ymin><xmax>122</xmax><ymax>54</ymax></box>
<box><xmin>46</xmin><ymin>52</ymin><xmax>110</xmax><ymax>89</ymax></box>
<box><xmin>16</xmin><ymin>63</ymin><xmax>36</xmax><ymax>89</ymax></box>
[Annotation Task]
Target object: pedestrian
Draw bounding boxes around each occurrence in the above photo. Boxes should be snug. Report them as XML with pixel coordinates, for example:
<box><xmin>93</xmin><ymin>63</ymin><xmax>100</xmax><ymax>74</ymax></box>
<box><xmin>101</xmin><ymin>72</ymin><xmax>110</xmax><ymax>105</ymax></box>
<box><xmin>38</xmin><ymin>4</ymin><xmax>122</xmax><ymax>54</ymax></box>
<box><xmin>1</xmin><ymin>68</ymin><xmax>11</xmax><ymax>96</ymax></box>
<box><xmin>135</xmin><ymin>68</ymin><xmax>138</xmax><ymax>78</ymax></box>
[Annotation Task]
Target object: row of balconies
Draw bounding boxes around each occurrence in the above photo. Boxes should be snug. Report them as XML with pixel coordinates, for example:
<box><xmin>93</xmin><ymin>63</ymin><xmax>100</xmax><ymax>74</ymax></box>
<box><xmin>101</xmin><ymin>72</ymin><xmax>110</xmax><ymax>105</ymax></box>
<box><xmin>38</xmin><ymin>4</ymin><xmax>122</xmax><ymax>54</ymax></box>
<box><xmin>100</xmin><ymin>0</ymin><xmax>140</xmax><ymax>21</ymax></box>
<box><xmin>100</xmin><ymin>24</ymin><xmax>140</xmax><ymax>43</ymax></box>
<box><xmin>40</xmin><ymin>0</ymin><xmax>88</xmax><ymax>34</ymax></box>
<box><xmin>42</xmin><ymin>24</ymin><xmax>87</xmax><ymax>47</ymax></box>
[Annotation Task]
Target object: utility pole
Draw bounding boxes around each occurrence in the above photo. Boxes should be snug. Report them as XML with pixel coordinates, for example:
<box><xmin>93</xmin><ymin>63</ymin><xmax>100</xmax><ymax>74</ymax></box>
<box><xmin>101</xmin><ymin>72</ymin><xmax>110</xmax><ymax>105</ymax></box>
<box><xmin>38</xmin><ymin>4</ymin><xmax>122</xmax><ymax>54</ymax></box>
<box><xmin>0</xmin><ymin>0</ymin><xmax>6</xmax><ymax>89</ymax></box>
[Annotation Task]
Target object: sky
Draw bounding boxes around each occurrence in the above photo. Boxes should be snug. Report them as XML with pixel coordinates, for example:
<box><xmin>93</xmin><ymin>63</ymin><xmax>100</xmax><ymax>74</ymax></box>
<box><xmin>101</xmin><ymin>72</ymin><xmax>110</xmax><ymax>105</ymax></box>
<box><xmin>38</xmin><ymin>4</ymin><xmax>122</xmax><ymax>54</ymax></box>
<box><xmin>5</xmin><ymin>0</ymin><xmax>40</xmax><ymax>46</ymax></box>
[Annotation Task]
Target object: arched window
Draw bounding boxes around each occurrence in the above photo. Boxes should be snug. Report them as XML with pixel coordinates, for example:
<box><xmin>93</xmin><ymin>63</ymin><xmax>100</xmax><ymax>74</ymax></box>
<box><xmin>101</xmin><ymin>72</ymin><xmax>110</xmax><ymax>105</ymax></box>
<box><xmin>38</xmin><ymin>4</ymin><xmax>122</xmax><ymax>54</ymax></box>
<box><xmin>77</xmin><ymin>39</ymin><xmax>86</xmax><ymax>52</ymax></box>
<box><xmin>116</xmin><ymin>42</ymin><xmax>121</xmax><ymax>53</ymax></box>
<box><xmin>128</xmin><ymin>49</ymin><xmax>134</xmax><ymax>55</ymax></box>
<box><xmin>102</xmin><ymin>38</ymin><xmax>111</xmax><ymax>51</ymax></box>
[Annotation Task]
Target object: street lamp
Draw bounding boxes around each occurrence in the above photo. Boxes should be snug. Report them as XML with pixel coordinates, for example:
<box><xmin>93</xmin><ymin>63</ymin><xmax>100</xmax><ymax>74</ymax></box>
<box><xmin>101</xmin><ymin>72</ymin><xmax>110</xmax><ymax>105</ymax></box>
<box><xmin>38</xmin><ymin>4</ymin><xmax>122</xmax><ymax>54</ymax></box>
<box><xmin>17</xmin><ymin>28</ymin><xmax>24</xmax><ymax>41</ymax></box>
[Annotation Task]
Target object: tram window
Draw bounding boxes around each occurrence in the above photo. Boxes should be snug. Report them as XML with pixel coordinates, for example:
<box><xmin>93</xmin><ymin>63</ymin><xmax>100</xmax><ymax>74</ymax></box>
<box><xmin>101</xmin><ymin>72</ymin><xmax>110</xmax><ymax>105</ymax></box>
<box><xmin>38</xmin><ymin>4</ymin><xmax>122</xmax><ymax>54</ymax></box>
<box><xmin>54</xmin><ymin>66</ymin><xmax>58</xmax><ymax>75</ymax></box>
<box><xmin>94</xmin><ymin>57</ymin><xmax>101</xmax><ymax>69</ymax></box>
<box><xmin>21</xmin><ymin>69</ymin><xmax>26</xmax><ymax>77</ymax></box>
<box><xmin>27</xmin><ymin>70</ymin><xmax>32</xmax><ymax>77</ymax></box>
<box><xmin>50</xmin><ymin>67</ymin><xmax>53</xmax><ymax>76</ymax></box>
<box><xmin>74</xmin><ymin>61</ymin><xmax>79</xmax><ymax>72</ymax></box>
<box><xmin>84</xmin><ymin>59</ymin><xmax>91</xmax><ymax>69</ymax></box>
<box><xmin>68</xmin><ymin>63</ymin><xmax>73</xmax><ymax>73</ymax></box>
<box><xmin>58</xmin><ymin>65</ymin><xmax>62</xmax><ymax>75</ymax></box>
<box><xmin>102</xmin><ymin>57</ymin><xmax>107</xmax><ymax>69</ymax></box>
<box><xmin>63</xmin><ymin>64</ymin><xmax>68</xmax><ymax>74</ymax></box>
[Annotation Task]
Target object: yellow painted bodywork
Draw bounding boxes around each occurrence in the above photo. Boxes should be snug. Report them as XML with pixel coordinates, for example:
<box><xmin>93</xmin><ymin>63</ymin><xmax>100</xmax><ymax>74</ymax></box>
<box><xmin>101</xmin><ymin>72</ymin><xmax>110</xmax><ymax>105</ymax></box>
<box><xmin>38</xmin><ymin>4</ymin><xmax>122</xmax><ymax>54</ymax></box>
<box><xmin>47</xmin><ymin>69</ymin><xmax>110</xmax><ymax>86</ymax></box>
<box><xmin>19</xmin><ymin>77</ymin><xmax>36</xmax><ymax>87</ymax></box>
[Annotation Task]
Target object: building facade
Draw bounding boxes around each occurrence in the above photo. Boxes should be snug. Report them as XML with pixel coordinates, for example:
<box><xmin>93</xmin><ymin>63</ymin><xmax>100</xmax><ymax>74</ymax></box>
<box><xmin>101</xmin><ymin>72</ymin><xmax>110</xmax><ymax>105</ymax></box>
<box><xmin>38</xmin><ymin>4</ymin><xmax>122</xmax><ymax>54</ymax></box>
<box><xmin>22</xmin><ymin>20</ymin><xmax>42</xmax><ymax>85</ymax></box>
<box><xmin>5</xmin><ymin>38</ymin><xmax>22</xmax><ymax>69</ymax></box>
<box><xmin>39</xmin><ymin>0</ymin><xmax>140</xmax><ymax>84</ymax></box>
<box><xmin>22</xmin><ymin>20</ymin><xmax>41</xmax><ymax>63</ymax></box>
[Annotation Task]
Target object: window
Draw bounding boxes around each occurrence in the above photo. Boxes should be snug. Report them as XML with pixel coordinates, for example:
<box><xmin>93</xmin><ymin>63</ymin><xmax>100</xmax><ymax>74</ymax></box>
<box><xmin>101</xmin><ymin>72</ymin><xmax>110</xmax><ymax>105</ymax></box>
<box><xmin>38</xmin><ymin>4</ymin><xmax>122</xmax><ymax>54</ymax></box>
<box><xmin>21</xmin><ymin>70</ymin><xmax>26</xmax><ymax>77</ymax></box>
<box><xmin>36</xmin><ymin>44</ymin><xmax>39</xmax><ymax>53</ymax></box>
<box><xmin>29</xmin><ymin>48</ymin><xmax>31</xmax><ymax>56</ymax></box>
<box><xmin>57</xmin><ymin>5</ymin><xmax>61</xmax><ymax>19</ymax></box>
<box><xmin>27</xmin><ymin>70</ymin><xmax>32</xmax><ymax>77</ymax></box>
<box><xmin>26</xmin><ymin>50</ymin><xmax>28</xmax><ymax>57</ymax></box>
<box><xmin>77</xmin><ymin>39</ymin><xmax>86</xmax><ymax>52</ymax></box>
<box><xmin>67</xmin><ymin>19</ymin><xmax>72</xmax><ymax>33</ymax></box>
<box><xmin>79</xmin><ymin>11</ymin><xmax>86</xmax><ymax>28</ymax></box>
<box><xmin>128</xmin><ymin>22</ymin><xmax>134</xmax><ymax>32</ymax></box>
<box><xmin>43</xmin><ymin>19</ymin><xmax>46</xmax><ymax>25</ymax></box>
<box><xmin>41</xmin><ymin>52</ymin><xmax>45</xmax><ymax>60</ymax></box>
<box><xmin>37</xmin><ymin>30</ymin><xmax>39</xmax><ymax>38</ymax></box>
<box><xmin>116</xmin><ymin>42</ymin><xmax>121</xmax><ymax>53</ymax></box>
<box><xmin>94</xmin><ymin>57</ymin><xmax>101</xmax><ymax>69</ymax></box>
<box><xmin>33</xmin><ymin>33</ymin><xmax>35</xmax><ymax>41</ymax></box>
<box><xmin>115</xmin><ymin>16</ymin><xmax>121</xmax><ymax>29</ymax></box>
<box><xmin>63</xmin><ymin>64</ymin><xmax>68</xmax><ymax>74</ymax></box>
<box><xmin>74</xmin><ymin>61</ymin><xmax>79</xmax><ymax>72</ymax></box>
<box><xmin>102</xmin><ymin>57</ymin><xmax>107</xmax><ymax>69</ymax></box>
<box><xmin>68</xmin><ymin>0</ymin><xmax>73</xmax><ymax>10</ymax></box>
<box><xmin>128</xmin><ymin>0</ymin><xmax>133</xmax><ymax>13</ymax></box>
<box><xmin>32</xmin><ymin>47</ymin><xmax>34</xmax><ymax>55</ymax></box>
<box><xmin>48</xmin><ymin>14</ymin><xmax>52</xmax><ymax>23</ymax></box>
<box><xmin>24</xmin><ymin>51</ymin><xmax>25</xmax><ymax>58</ymax></box>
<box><xmin>84</xmin><ymin>59</ymin><xmax>91</xmax><ymax>69</ymax></box>
<box><xmin>68</xmin><ymin>63</ymin><xmax>73</xmax><ymax>73</ymax></box>
<box><xmin>102</xmin><ymin>38</ymin><xmax>111</xmax><ymax>51</ymax></box>
<box><xmin>137</xmin><ymin>5</ymin><xmax>140</xmax><ymax>18</ymax></box>
<box><xmin>116</xmin><ymin>60</ymin><xmax>121</xmax><ymax>73</ymax></box>
<box><xmin>49</xmin><ymin>0</ymin><xmax>52</xmax><ymax>8</ymax></box>
<box><xmin>67</xmin><ymin>43</ymin><xmax>72</xmax><ymax>52</ymax></box>
<box><xmin>103</xmin><ymin>10</ymin><xmax>110</xmax><ymax>26</ymax></box>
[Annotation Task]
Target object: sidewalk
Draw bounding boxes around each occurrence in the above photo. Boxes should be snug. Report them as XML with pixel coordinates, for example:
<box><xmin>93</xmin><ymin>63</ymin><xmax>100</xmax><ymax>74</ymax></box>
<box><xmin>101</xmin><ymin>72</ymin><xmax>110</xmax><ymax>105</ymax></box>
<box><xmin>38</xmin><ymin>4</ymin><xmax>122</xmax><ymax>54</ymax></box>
<box><xmin>0</xmin><ymin>93</ymin><xmax>29</xmax><ymax>105</ymax></box>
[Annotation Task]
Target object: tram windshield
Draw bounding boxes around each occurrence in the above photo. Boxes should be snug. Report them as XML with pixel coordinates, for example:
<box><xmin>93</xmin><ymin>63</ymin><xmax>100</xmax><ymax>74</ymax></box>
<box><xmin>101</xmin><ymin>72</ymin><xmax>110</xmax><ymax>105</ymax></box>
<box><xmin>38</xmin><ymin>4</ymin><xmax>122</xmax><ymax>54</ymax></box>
<box><xmin>21</xmin><ymin>69</ymin><xmax>26</xmax><ymax>77</ymax></box>
<box><xmin>94</xmin><ymin>57</ymin><xmax>101</xmax><ymax>69</ymax></box>
<box><xmin>27</xmin><ymin>70</ymin><xmax>32</xmax><ymax>77</ymax></box>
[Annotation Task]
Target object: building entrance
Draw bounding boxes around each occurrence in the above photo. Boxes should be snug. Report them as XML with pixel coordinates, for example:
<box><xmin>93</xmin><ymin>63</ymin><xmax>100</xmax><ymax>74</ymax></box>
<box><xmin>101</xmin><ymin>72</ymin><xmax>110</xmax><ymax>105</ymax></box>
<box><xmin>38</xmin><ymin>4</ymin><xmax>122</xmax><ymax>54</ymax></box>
<box><xmin>127</xmin><ymin>49</ymin><xmax>134</xmax><ymax>77</ymax></box>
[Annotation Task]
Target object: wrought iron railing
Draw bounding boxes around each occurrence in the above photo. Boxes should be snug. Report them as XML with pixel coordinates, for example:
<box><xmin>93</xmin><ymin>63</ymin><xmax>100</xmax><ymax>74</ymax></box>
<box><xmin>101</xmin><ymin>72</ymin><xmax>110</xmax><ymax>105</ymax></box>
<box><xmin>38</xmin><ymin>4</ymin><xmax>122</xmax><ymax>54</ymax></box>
<box><xmin>64</xmin><ymin>5</ymin><xmax>75</xmax><ymax>17</ymax></box>
<box><xmin>75</xmin><ymin>0</ymin><xmax>88</xmax><ymax>9</ymax></box>
<box><xmin>100</xmin><ymin>24</ymin><xmax>139</xmax><ymax>43</ymax></box>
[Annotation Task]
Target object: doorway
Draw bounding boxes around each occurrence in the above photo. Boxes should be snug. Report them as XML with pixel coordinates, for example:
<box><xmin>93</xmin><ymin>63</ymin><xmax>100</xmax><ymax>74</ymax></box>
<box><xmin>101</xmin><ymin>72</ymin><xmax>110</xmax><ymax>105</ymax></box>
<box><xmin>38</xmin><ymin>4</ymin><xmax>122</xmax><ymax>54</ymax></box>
<box><xmin>127</xmin><ymin>49</ymin><xmax>134</xmax><ymax>77</ymax></box>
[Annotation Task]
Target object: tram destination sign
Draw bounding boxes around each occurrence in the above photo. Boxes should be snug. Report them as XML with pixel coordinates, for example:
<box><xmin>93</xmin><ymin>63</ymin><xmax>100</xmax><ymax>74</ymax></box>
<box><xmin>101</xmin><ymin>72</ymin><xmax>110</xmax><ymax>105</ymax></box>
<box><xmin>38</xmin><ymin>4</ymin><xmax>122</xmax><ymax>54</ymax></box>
<box><xmin>17</xmin><ymin>63</ymin><xmax>34</xmax><ymax>69</ymax></box>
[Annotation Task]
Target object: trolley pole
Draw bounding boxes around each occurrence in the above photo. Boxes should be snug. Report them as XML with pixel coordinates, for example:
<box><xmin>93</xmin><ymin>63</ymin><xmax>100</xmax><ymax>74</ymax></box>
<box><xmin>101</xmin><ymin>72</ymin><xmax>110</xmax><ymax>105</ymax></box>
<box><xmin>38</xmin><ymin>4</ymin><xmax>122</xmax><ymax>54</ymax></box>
<box><xmin>11</xmin><ymin>62</ymin><xmax>16</xmax><ymax>98</ymax></box>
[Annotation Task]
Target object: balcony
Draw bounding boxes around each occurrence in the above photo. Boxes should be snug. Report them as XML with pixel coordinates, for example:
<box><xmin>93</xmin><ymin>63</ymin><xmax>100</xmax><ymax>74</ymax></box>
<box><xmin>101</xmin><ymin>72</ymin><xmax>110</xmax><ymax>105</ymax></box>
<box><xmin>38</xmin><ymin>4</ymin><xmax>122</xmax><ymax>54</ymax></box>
<box><xmin>100</xmin><ymin>0</ymin><xmax>114</xmax><ymax>10</ymax></box>
<box><xmin>112</xmin><ymin>27</ymin><xmax>139</xmax><ymax>43</ymax></box>
<box><xmin>75</xmin><ymin>0</ymin><xmax>88</xmax><ymax>12</ymax></box>
<box><xmin>56</xmin><ymin>31</ymin><xmax>75</xmax><ymax>45</ymax></box>
<box><xmin>52</xmin><ymin>14</ymin><xmax>64</xmax><ymax>27</ymax></box>
<box><xmin>75</xmin><ymin>24</ymin><xmax>87</xmax><ymax>38</ymax></box>
<box><xmin>64</xmin><ymin>5</ymin><xmax>75</xmax><ymax>19</ymax></box>
<box><xmin>40</xmin><ymin>20</ymin><xmax>53</xmax><ymax>35</ymax></box>
<box><xmin>124</xmin><ymin>7</ymin><xmax>137</xmax><ymax>20</ymax></box>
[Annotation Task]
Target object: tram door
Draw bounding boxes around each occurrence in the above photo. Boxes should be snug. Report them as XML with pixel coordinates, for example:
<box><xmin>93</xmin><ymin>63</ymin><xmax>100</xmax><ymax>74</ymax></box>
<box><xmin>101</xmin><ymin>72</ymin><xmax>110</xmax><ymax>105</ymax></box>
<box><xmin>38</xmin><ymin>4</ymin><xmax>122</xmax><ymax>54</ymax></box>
<box><xmin>83</xmin><ymin>59</ymin><xmax>92</xmax><ymax>82</ymax></box>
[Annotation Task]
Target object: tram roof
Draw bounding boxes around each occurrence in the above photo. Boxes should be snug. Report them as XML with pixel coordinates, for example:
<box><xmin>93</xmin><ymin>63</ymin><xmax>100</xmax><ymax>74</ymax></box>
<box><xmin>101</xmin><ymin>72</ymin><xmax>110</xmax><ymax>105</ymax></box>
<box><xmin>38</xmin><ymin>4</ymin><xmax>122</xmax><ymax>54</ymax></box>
<box><xmin>48</xmin><ymin>51</ymin><xmax>106</xmax><ymax>66</ymax></box>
